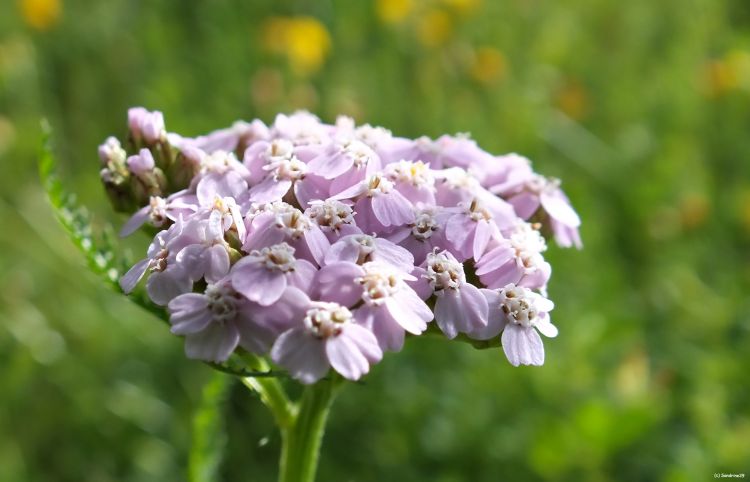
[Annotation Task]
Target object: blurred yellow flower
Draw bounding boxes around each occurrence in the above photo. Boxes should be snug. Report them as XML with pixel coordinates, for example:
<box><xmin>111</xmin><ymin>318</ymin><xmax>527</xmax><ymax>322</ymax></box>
<box><xmin>19</xmin><ymin>0</ymin><xmax>61</xmax><ymax>31</ymax></box>
<box><xmin>703</xmin><ymin>59</ymin><xmax>739</xmax><ymax>96</ymax></box>
<box><xmin>262</xmin><ymin>16</ymin><xmax>331</xmax><ymax>76</ymax></box>
<box><xmin>417</xmin><ymin>9</ymin><xmax>453</xmax><ymax>48</ymax></box>
<box><xmin>441</xmin><ymin>0</ymin><xmax>481</xmax><ymax>15</ymax></box>
<box><xmin>555</xmin><ymin>80</ymin><xmax>589</xmax><ymax>121</ymax></box>
<box><xmin>469</xmin><ymin>47</ymin><xmax>506</xmax><ymax>85</ymax></box>
<box><xmin>701</xmin><ymin>50</ymin><xmax>750</xmax><ymax>97</ymax></box>
<box><xmin>376</xmin><ymin>0</ymin><xmax>413</xmax><ymax>24</ymax></box>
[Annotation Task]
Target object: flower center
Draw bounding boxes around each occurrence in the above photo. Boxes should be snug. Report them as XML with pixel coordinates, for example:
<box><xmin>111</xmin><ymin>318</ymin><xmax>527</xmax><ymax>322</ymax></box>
<box><xmin>525</xmin><ymin>174</ymin><xmax>560</xmax><ymax>195</ymax></box>
<box><xmin>357</xmin><ymin>268</ymin><xmax>400</xmax><ymax>305</ymax></box>
<box><xmin>272</xmin><ymin>207</ymin><xmax>309</xmax><ymax>239</ymax></box>
<box><xmin>304</xmin><ymin>302</ymin><xmax>352</xmax><ymax>339</ymax></box>
<box><xmin>202</xmin><ymin>151</ymin><xmax>239</xmax><ymax>174</ymax></box>
<box><xmin>441</xmin><ymin>168</ymin><xmax>480</xmax><ymax>191</ymax></box>
<box><xmin>425</xmin><ymin>251</ymin><xmax>464</xmax><ymax>292</ymax></box>
<box><xmin>366</xmin><ymin>174</ymin><xmax>394</xmax><ymax>197</ymax></box>
<box><xmin>266</xmin><ymin>139</ymin><xmax>295</xmax><ymax>160</ymax></box>
<box><xmin>255</xmin><ymin>243</ymin><xmax>297</xmax><ymax>272</ymax></box>
<box><xmin>355</xmin><ymin>124</ymin><xmax>391</xmax><ymax>149</ymax></box>
<box><xmin>348</xmin><ymin>235</ymin><xmax>376</xmax><ymax>264</ymax></box>
<box><xmin>467</xmin><ymin>199</ymin><xmax>492</xmax><ymax>222</ymax></box>
<box><xmin>205</xmin><ymin>283</ymin><xmax>240</xmax><ymax>324</ymax></box>
<box><xmin>150</xmin><ymin>248</ymin><xmax>169</xmax><ymax>273</ymax></box>
<box><xmin>410</xmin><ymin>208</ymin><xmax>439</xmax><ymax>241</ymax></box>
<box><xmin>265</xmin><ymin>155</ymin><xmax>307</xmax><ymax>182</ymax></box>
<box><xmin>508</xmin><ymin>222</ymin><xmax>547</xmax><ymax>272</ymax></box>
<box><xmin>306</xmin><ymin>200</ymin><xmax>355</xmax><ymax>233</ymax></box>
<box><xmin>341</xmin><ymin>140</ymin><xmax>375</xmax><ymax>169</ymax></box>
<box><xmin>148</xmin><ymin>196</ymin><xmax>168</xmax><ymax>226</ymax></box>
<box><xmin>499</xmin><ymin>285</ymin><xmax>539</xmax><ymax>327</ymax></box>
<box><xmin>386</xmin><ymin>160</ymin><xmax>433</xmax><ymax>187</ymax></box>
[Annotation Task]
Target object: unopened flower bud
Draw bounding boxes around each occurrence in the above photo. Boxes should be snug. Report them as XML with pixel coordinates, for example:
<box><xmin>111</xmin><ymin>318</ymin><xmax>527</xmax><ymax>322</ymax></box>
<box><xmin>128</xmin><ymin>107</ymin><xmax>166</xmax><ymax>147</ymax></box>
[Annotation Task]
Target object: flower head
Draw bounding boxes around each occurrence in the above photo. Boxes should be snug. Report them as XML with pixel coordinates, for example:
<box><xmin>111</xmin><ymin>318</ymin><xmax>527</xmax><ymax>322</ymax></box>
<box><xmin>109</xmin><ymin>109</ymin><xmax>579</xmax><ymax>383</ymax></box>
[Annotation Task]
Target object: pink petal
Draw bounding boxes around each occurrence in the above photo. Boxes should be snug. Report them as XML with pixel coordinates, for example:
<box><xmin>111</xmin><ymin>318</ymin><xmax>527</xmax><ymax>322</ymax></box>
<box><xmin>385</xmin><ymin>289</ymin><xmax>432</xmax><ymax>334</ymax></box>
<box><xmin>271</xmin><ymin>328</ymin><xmax>330</xmax><ymax>384</ymax></box>
<box><xmin>434</xmin><ymin>292</ymin><xmax>462</xmax><ymax>339</ymax></box>
<box><xmin>343</xmin><ymin>324</ymin><xmax>383</xmax><ymax>363</ymax></box>
<box><xmin>475</xmin><ymin>246</ymin><xmax>514</xmax><ymax>275</ymax></box>
<box><xmin>508</xmin><ymin>192</ymin><xmax>541</xmax><ymax>220</ymax></box>
<box><xmin>534</xmin><ymin>315</ymin><xmax>558</xmax><ymax>338</ymax></box>
<box><xmin>176</xmin><ymin>244</ymin><xmax>210</xmax><ymax>281</ymax></box>
<box><xmin>481</xmin><ymin>261</ymin><xmax>522</xmax><ymax>290</ymax></box>
<box><xmin>468</xmin><ymin>289</ymin><xmax>505</xmax><ymax>340</ymax></box>
<box><xmin>119</xmin><ymin>258</ymin><xmax>150</xmax><ymax>294</ymax></box>
<box><xmin>197</xmin><ymin>172</ymin><xmax>247</xmax><ymax>206</ymax></box>
<box><xmin>354</xmin><ymin>305</ymin><xmax>405</xmax><ymax>352</ymax></box>
<box><xmin>371</xmin><ymin>191</ymin><xmax>413</xmax><ymax>227</ymax></box>
<box><xmin>406</xmin><ymin>267</ymin><xmax>432</xmax><ymax>300</ymax></box>
<box><xmin>445</xmin><ymin>215</ymin><xmax>472</xmax><ymax>255</ymax></box>
<box><xmin>205</xmin><ymin>245</ymin><xmax>230</xmax><ymax>282</ymax></box>
<box><xmin>120</xmin><ymin>206</ymin><xmax>150</xmax><ymax>237</ymax></box>
<box><xmin>169</xmin><ymin>298</ymin><xmax>213</xmax><ymax>335</ymax></box>
<box><xmin>329</xmin><ymin>168</ymin><xmax>366</xmax><ymax>197</ymax></box>
<box><xmin>184</xmin><ymin>322</ymin><xmax>240</xmax><ymax>362</ymax></box>
<box><xmin>303</xmin><ymin>225</ymin><xmax>331</xmax><ymax>266</ymax></box>
<box><xmin>249</xmin><ymin>177</ymin><xmax>292</xmax><ymax>203</ymax></box>
<box><xmin>293</xmin><ymin>175</ymin><xmax>328</xmax><ymax>208</ymax></box>
<box><xmin>235</xmin><ymin>316</ymin><xmax>278</xmax><ymax>355</ymax></box>
<box><xmin>373</xmin><ymin>238</ymin><xmax>415</xmax><ymax>269</ymax></box>
<box><xmin>541</xmin><ymin>192</ymin><xmax>581</xmax><ymax>227</ymax></box>
<box><xmin>460</xmin><ymin>283</ymin><xmax>489</xmax><ymax>330</ymax></box>
<box><xmin>472</xmin><ymin>219</ymin><xmax>492</xmax><ymax>261</ymax></box>
<box><xmin>329</xmin><ymin>181</ymin><xmax>367</xmax><ymax>201</ymax></box>
<box><xmin>325</xmin><ymin>334</ymin><xmax>371</xmax><ymax>381</ymax></box>
<box><xmin>146</xmin><ymin>269</ymin><xmax>193</xmax><ymax>305</ymax></box>
<box><xmin>252</xmin><ymin>287</ymin><xmax>310</xmax><ymax>331</ymax></box>
<box><xmin>314</xmin><ymin>262</ymin><xmax>364</xmax><ymax>307</ymax></box>
<box><xmin>231</xmin><ymin>262</ymin><xmax>287</xmax><ymax>306</ymax></box>
<box><xmin>501</xmin><ymin>324</ymin><xmax>545</xmax><ymax>366</ymax></box>
<box><xmin>287</xmin><ymin>259</ymin><xmax>317</xmax><ymax>294</ymax></box>
<box><xmin>307</xmin><ymin>150</ymin><xmax>353</xmax><ymax>179</ymax></box>
<box><xmin>324</xmin><ymin>235</ymin><xmax>362</xmax><ymax>265</ymax></box>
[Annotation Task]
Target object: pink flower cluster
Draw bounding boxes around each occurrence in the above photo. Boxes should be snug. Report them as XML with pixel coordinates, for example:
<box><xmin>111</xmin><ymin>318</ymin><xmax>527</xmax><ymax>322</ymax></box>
<box><xmin>103</xmin><ymin>109</ymin><xmax>581</xmax><ymax>384</ymax></box>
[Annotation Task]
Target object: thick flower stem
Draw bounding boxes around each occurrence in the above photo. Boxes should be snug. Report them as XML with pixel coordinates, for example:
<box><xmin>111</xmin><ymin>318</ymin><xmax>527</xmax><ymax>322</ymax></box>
<box><xmin>278</xmin><ymin>378</ymin><xmax>341</xmax><ymax>482</ymax></box>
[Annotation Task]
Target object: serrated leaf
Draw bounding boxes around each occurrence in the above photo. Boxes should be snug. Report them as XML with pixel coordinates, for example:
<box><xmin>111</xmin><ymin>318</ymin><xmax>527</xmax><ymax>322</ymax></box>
<box><xmin>38</xmin><ymin>121</ymin><xmax>168</xmax><ymax>322</ymax></box>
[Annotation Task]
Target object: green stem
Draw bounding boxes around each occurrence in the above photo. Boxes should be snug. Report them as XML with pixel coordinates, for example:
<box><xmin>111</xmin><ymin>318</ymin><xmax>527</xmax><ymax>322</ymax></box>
<box><xmin>279</xmin><ymin>378</ymin><xmax>341</xmax><ymax>482</ymax></box>
<box><xmin>239</xmin><ymin>355</ymin><xmax>295</xmax><ymax>429</ymax></box>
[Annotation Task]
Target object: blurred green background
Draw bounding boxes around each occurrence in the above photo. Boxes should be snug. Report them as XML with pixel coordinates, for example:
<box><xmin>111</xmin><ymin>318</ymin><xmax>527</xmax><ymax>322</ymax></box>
<box><xmin>2</xmin><ymin>0</ymin><xmax>750</xmax><ymax>481</ymax></box>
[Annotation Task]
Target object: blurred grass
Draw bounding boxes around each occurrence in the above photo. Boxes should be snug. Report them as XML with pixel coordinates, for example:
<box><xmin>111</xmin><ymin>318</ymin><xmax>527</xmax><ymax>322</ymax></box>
<box><xmin>1</xmin><ymin>0</ymin><xmax>750</xmax><ymax>481</ymax></box>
